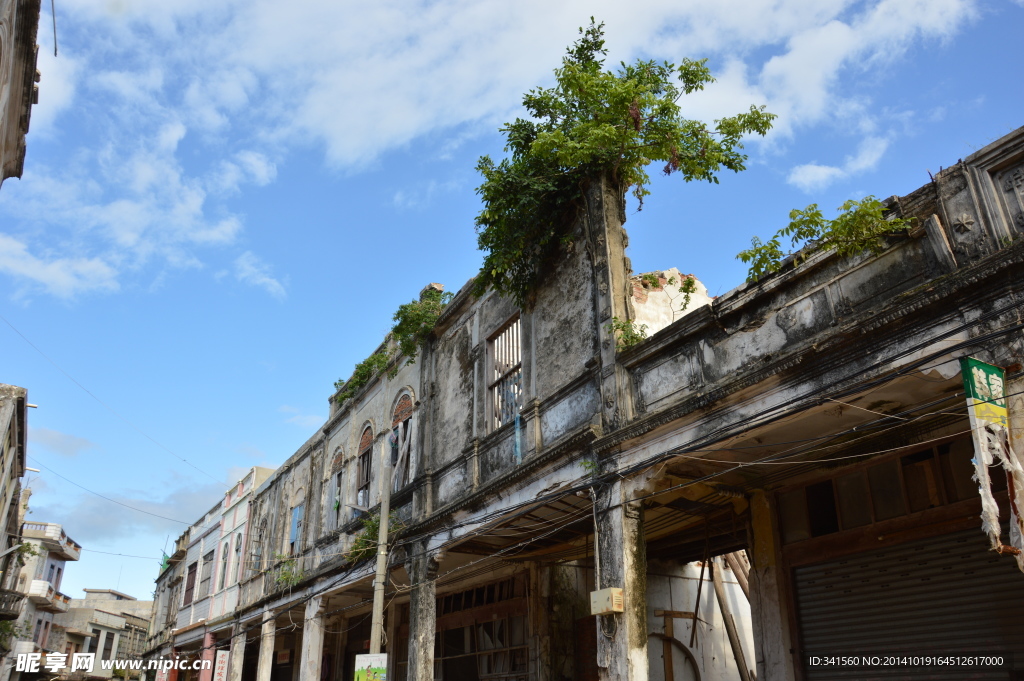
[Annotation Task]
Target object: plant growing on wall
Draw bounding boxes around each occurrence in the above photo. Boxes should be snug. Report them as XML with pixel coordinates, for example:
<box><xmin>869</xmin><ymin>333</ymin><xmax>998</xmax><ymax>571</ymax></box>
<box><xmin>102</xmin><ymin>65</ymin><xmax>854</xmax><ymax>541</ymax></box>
<box><xmin>473</xmin><ymin>19</ymin><xmax>775</xmax><ymax>306</ymax></box>
<box><xmin>346</xmin><ymin>510</ymin><xmax>404</xmax><ymax>564</ymax></box>
<box><xmin>334</xmin><ymin>288</ymin><xmax>454</xmax><ymax>405</ymax></box>
<box><xmin>605</xmin><ymin>316</ymin><xmax>648</xmax><ymax>350</ymax></box>
<box><xmin>334</xmin><ymin>352</ymin><xmax>390</xmax><ymax>404</ymax></box>
<box><xmin>390</xmin><ymin>288</ymin><xmax>455</xmax><ymax>373</ymax></box>
<box><xmin>737</xmin><ymin>196</ymin><xmax>914</xmax><ymax>282</ymax></box>
<box><xmin>0</xmin><ymin>620</ymin><xmax>31</xmax><ymax>650</ymax></box>
<box><xmin>272</xmin><ymin>554</ymin><xmax>303</xmax><ymax>589</ymax></box>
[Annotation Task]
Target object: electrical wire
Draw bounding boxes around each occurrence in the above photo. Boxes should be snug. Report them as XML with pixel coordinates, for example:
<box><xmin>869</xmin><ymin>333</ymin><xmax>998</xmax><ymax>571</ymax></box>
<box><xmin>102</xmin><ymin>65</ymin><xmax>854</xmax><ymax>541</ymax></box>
<box><xmin>0</xmin><ymin>312</ymin><xmax>223</xmax><ymax>484</ymax></box>
<box><xmin>27</xmin><ymin>455</ymin><xmax>192</xmax><ymax>525</ymax></box>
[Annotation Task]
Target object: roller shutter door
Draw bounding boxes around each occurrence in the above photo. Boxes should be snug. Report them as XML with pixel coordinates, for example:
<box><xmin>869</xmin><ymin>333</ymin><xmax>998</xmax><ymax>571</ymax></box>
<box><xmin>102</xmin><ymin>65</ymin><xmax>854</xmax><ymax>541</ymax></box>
<box><xmin>795</xmin><ymin>527</ymin><xmax>1024</xmax><ymax>680</ymax></box>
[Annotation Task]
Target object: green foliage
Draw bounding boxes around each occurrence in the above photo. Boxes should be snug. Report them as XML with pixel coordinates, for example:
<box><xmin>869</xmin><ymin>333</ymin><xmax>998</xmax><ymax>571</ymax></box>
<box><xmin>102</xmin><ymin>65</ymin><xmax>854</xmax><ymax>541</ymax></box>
<box><xmin>677</xmin><ymin>274</ymin><xmax>697</xmax><ymax>312</ymax></box>
<box><xmin>346</xmin><ymin>510</ymin><xmax>404</xmax><ymax>564</ymax></box>
<box><xmin>737</xmin><ymin>196</ymin><xmax>913</xmax><ymax>282</ymax></box>
<box><xmin>272</xmin><ymin>554</ymin><xmax>303</xmax><ymax>589</ymax></box>
<box><xmin>474</xmin><ymin>19</ymin><xmax>775</xmax><ymax>306</ymax></box>
<box><xmin>334</xmin><ymin>288</ymin><xmax>455</xmax><ymax>405</ymax></box>
<box><xmin>15</xmin><ymin>542</ymin><xmax>39</xmax><ymax>567</ymax></box>
<box><xmin>0</xmin><ymin>620</ymin><xmax>31</xmax><ymax>650</ymax></box>
<box><xmin>334</xmin><ymin>352</ymin><xmax>390</xmax><ymax>405</ymax></box>
<box><xmin>580</xmin><ymin>458</ymin><xmax>598</xmax><ymax>476</ymax></box>
<box><xmin>639</xmin><ymin>273</ymin><xmax>662</xmax><ymax>289</ymax></box>
<box><xmin>389</xmin><ymin>288</ymin><xmax>454</xmax><ymax>374</ymax></box>
<box><xmin>606</xmin><ymin>316</ymin><xmax>648</xmax><ymax>351</ymax></box>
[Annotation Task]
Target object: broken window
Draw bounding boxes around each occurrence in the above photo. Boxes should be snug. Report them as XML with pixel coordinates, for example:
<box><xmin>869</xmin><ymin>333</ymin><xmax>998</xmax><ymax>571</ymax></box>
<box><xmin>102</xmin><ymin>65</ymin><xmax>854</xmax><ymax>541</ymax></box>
<box><xmin>489</xmin><ymin>317</ymin><xmax>522</xmax><ymax>431</ymax></box>
<box><xmin>392</xmin><ymin>395</ymin><xmax>414</xmax><ymax>491</ymax></box>
<box><xmin>251</xmin><ymin>518</ymin><xmax>266</xmax><ymax>574</ymax></box>
<box><xmin>357</xmin><ymin>427</ymin><xmax>373</xmax><ymax>509</ymax></box>
<box><xmin>182</xmin><ymin>562</ymin><xmax>198</xmax><ymax>605</ymax></box>
<box><xmin>289</xmin><ymin>504</ymin><xmax>305</xmax><ymax>556</ymax></box>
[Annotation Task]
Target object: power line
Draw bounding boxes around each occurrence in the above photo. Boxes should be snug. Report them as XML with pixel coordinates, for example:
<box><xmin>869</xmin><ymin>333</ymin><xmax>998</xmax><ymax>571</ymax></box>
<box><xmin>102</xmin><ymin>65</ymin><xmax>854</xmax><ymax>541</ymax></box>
<box><xmin>27</xmin><ymin>456</ymin><xmax>192</xmax><ymax>525</ymax></box>
<box><xmin>81</xmin><ymin>548</ymin><xmax>163</xmax><ymax>560</ymax></box>
<box><xmin>0</xmin><ymin>312</ymin><xmax>223</xmax><ymax>484</ymax></box>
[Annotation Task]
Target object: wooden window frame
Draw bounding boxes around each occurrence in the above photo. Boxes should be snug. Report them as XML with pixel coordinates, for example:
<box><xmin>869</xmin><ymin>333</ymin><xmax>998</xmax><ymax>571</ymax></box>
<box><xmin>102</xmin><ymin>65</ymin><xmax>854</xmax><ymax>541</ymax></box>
<box><xmin>182</xmin><ymin>562</ymin><xmax>198</xmax><ymax>605</ymax></box>
<box><xmin>356</xmin><ymin>428</ymin><xmax>373</xmax><ymax>509</ymax></box>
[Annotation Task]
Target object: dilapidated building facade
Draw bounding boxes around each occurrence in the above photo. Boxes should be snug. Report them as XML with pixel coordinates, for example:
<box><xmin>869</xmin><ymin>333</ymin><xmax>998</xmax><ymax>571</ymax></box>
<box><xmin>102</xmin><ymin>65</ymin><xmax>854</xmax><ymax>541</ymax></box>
<box><xmin>158</xmin><ymin>125</ymin><xmax>1024</xmax><ymax>681</ymax></box>
<box><xmin>0</xmin><ymin>0</ymin><xmax>40</xmax><ymax>189</ymax></box>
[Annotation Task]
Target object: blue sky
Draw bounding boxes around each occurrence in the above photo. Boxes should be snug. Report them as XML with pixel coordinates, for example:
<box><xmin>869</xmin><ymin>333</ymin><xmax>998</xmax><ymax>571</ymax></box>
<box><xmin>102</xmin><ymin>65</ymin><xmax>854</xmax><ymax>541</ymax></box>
<box><xmin>1</xmin><ymin>0</ymin><xmax>1022</xmax><ymax>601</ymax></box>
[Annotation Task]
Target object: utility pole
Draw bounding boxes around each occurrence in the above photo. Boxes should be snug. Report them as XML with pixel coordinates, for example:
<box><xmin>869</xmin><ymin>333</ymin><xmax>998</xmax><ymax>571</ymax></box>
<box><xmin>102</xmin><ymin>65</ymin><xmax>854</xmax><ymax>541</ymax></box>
<box><xmin>369</xmin><ymin>429</ymin><xmax>393</xmax><ymax>654</ymax></box>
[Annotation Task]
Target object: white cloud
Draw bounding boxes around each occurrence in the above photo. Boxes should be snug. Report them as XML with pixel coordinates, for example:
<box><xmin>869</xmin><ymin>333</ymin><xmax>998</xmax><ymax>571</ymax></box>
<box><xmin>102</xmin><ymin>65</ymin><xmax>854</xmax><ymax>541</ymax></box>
<box><xmin>234</xmin><ymin>251</ymin><xmax>286</xmax><ymax>299</ymax></box>
<box><xmin>30</xmin><ymin>479</ymin><xmax>225</xmax><ymax>544</ymax></box>
<box><xmin>1</xmin><ymin>0</ymin><xmax>980</xmax><ymax>298</ymax></box>
<box><xmin>29</xmin><ymin>427</ymin><xmax>97</xmax><ymax>457</ymax></box>
<box><xmin>0</xmin><ymin>233</ymin><xmax>118</xmax><ymax>298</ymax></box>
<box><xmin>787</xmin><ymin>135</ymin><xmax>890</xmax><ymax>191</ymax></box>
<box><xmin>278</xmin><ymin>405</ymin><xmax>323</xmax><ymax>429</ymax></box>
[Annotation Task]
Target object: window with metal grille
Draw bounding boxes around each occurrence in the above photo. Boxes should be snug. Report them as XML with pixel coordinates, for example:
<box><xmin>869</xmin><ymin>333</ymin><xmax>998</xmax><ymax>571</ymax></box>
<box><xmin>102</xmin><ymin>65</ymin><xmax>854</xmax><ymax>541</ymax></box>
<box><xmin>489</xmin><ymin>317</ymin><xmax>522</xmax><ymax>431</ymax></box>
<box><xmin>182</xmin><ymin>562</ymin><xmax>197</xmax><ymax>605</ymax></box>
<box><xmin>356</xmin><ymin>427</ymin><xmax>373</xmax><ymax>508</ymax></box>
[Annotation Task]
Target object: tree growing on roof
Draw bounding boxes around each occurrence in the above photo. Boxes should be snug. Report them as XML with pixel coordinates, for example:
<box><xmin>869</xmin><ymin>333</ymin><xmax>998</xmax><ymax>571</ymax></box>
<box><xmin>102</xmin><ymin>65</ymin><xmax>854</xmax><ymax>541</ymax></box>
<box><xmin>473</xmin><ymin>19</ymin><xmax>775</xmax><ymax>306</ymax></box>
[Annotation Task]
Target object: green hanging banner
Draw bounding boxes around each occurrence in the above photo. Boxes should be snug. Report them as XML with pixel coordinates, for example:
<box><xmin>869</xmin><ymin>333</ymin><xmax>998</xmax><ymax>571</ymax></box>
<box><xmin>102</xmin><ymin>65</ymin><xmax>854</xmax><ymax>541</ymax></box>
<box><xmin>959</xmin><ymin>357</ymin><xmax>1023</xmax><ymax>570</ymax></box>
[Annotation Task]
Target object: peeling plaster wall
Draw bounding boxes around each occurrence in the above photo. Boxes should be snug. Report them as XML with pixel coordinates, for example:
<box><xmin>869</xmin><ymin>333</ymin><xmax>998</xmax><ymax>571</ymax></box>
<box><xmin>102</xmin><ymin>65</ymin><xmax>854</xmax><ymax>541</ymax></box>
<box><xmin>630</xmin><ymin>268</ymin><xmax>714</xmax><ymax>337</ymax></box>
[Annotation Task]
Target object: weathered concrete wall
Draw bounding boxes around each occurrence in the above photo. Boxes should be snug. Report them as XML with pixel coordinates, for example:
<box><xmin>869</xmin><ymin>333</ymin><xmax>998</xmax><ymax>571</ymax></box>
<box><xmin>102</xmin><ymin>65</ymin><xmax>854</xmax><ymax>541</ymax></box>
<box><xmin>630</xmin><ymin>269</ymin><xmax>713</xmax><ymax>337</ymax></box>
<box><xmin>0</xmin><ymin>0</ymin><xmax>40</xmax><ymax>186</ymax></box>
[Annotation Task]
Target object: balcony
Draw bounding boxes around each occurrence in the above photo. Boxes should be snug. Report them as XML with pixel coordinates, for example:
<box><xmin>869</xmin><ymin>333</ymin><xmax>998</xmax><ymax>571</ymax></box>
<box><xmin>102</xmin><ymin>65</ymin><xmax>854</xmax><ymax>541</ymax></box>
<box><xmin>28</xmin><ymin>580</ymin><xmax>70</xmax><ymax>613</ymax></box>
<box><xmin>0</xmin><ymin>587</ymin><xmax>25</xmax><ymax>620</ymax></box>
<box><xmin>21</xmin><ymin>523</ymin><xmax>81</xmax><ymax>561</ymax></box>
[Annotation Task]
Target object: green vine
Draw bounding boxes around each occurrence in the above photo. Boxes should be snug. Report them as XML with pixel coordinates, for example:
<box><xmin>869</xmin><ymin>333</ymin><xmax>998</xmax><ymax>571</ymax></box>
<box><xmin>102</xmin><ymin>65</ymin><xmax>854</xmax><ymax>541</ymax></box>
<box><xmin>677</xmin><ymin>275</ymin><xmax>697</xmax><ymax>312</ymax></box>
<box><xmin>334</xmin><ymin>352</ymin><xmax>390</xmax><ymax>404</ymax></box>
<box><xmin>737</xmin><ymin>196</ymin><xmax>913</xmax><ymax>282</ymax></box>
<box><xmin>390</xmin><ymin>288</ymin><xmax>454</xmax><ymax>372</ymax></box>
<box><xmin>605</xmin><ymin>316</ymin><xmax>648</xmax><ymax>351</ymax></box>
<box><xmin>346</xmin><ymin>510</ymin><xmax>404</xmax><ymax>564</ymax></box>
<box><xmin>473</xmin><ymin>19</ymin><xmax>774</xmax><ymax>306</ymax></box>
<box><xmin>334</xmin><ymin>288</ymin><xmax>454</xmax><ymax>406</ymax></box>
<box><xmin>0</xmin><ymin>620</ymin><xmax>31</xmax><ymax>650</ymax></box>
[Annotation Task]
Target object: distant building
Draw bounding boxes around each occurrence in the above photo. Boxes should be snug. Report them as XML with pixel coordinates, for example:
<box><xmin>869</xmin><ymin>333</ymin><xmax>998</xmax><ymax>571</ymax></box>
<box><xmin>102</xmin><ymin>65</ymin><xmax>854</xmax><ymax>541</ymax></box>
<box><xmin>57</xmin><ymin>589</ymin><xmax>153</xmax><ymax>680</ymax></box>
<box><xmin>0</xmin><ymin>386</ymin><xmax>28</xmax><ymax>632</ymax></box>
<box><xmin>4</xmin><ymin>521</ymin><xmax>80</xmax><ymax>681</ymax></box>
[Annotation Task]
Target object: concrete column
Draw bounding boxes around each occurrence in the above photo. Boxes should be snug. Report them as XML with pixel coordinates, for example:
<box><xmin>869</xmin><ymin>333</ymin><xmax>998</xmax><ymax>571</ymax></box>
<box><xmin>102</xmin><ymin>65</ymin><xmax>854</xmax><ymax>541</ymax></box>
<box><xmin>299</xmin><ymin>596</ymin><xmax>325</xmax><ymax>681</ymax></box>
<box><xmin>595</xmin><ymin>480</ymin><xmax>648</xmax><ymax>681</ymax></box>
<box><xmin>748</xmin><ymin>491</ymin><xmax>796</xmax><ymax>681</ymax></box>
<box><xmin>227</xmin><ymin>623</ymin><xmax>245</xmax><ymax>681</ymax></box>
<box><xmin>255</xmin><ymin>612</ymin><xmax>276</xmax><ymax>681</ymax></box>
<box><xmin>198</xmin><ymin>632</ymin><xmax>216</xmax><ymax>681</ymax></box>
<box><xmin>405</xmin><ymin>543</ymin><xmax>438</xmax><ymax>681</ymax></box>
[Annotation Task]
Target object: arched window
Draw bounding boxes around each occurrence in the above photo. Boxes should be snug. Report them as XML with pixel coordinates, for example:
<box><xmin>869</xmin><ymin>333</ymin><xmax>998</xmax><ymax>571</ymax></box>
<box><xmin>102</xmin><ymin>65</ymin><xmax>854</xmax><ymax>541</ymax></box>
<box><xmin>233</xmin><ymin>533</ymin><xmax>243</xmax><ymax>584</ymax></box>
<box><xmin>219</xmin><ymin>540</ymin><xmax>229</xmax><ymax>591</ymax></box>
<box><xmin>328</xmin><ymin>447</ymin><xmax>344</xmax><ymax>531</ymax></box>
<box><xmin>391</xmin><ymin>395</ymin><xmax>413</xmax><ymax>491</ymax></box>
<box><xmin>356</xmin><ymin>427</ymin><xmax>373</xmax><ymax>508</ymax></box>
